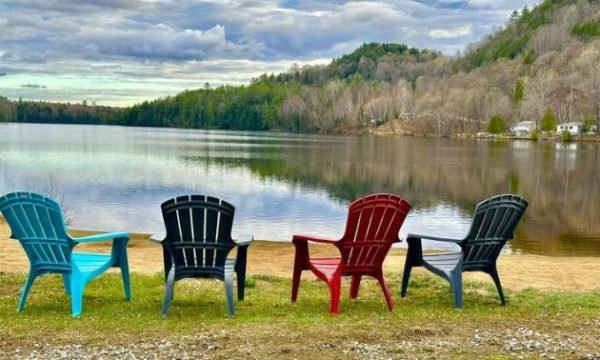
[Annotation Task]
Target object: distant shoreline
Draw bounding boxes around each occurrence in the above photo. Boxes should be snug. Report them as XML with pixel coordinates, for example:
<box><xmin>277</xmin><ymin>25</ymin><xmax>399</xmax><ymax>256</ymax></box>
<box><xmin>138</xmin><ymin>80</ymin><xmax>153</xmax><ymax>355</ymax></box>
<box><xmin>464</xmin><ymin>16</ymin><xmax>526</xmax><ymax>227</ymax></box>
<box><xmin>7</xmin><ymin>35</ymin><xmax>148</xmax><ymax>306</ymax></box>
<box><xmin>369</xmin><ymin>122</ymin><xmax>600</xmax><ymax>142</ymax></box>
<box><xmin>4</xmin><ymin>121</ymin><xmax>600</xmax><ymax>142</ymax></box>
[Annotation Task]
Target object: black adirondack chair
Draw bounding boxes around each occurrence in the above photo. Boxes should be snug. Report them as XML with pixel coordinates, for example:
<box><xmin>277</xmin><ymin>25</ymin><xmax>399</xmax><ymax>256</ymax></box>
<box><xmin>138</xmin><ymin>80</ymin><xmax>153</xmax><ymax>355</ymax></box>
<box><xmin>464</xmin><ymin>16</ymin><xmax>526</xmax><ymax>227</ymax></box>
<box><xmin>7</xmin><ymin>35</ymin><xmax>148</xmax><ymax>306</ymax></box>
<box><xmin>400</xmin><ymin>194</ymin><xmax>528</xmax><ymax>308</ymax></box>
<box><xmin>151</xmin><ymin>195</ymin><xmax>253</xmax><ymax>317</ymax></box>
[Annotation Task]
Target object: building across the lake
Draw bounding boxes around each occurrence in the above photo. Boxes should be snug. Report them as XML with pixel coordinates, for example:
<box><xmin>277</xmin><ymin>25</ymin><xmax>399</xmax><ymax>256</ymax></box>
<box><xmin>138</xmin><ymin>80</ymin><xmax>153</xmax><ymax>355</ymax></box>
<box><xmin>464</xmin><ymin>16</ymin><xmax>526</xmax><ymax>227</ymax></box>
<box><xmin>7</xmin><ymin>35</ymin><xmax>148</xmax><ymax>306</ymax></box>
<box><xmin>556</xmin><ymin>122</ymin><xmax>583</xmax><ymax>136</ymax></box>
<box><xmin>511</xmin><ymin>121</ymin><xmax>534</xmax><ymax>135</ymax></box>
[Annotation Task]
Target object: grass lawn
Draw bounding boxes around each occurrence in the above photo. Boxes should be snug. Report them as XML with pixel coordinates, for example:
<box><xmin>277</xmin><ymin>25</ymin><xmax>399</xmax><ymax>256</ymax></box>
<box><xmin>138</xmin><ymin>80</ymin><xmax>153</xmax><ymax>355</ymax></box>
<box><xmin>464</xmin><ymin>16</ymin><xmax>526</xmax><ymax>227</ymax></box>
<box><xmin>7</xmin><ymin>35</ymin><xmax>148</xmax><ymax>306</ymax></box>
<box><xmin>1</xmin><ymin>271</ymin><xmax>599</xmax><ymax>359</ymax></box>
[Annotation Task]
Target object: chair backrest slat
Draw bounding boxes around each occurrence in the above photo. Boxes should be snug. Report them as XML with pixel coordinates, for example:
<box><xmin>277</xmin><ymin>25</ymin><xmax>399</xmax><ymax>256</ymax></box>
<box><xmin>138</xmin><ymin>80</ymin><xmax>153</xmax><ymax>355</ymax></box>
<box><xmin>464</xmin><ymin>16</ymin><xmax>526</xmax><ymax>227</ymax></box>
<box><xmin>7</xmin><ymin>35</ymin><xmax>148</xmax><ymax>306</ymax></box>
<box><xmin>176</xmin><ymin>200</ymin><xmax>194</xmax><ymax>267</ymax></box>
<box><xmin>191</xmin><ymin>206</ymin><xmax>204</xmax><ymax>266</ymax></box>
<box><xmin>0</xmin><ymin>192</ymin><xmax>72</xmax><ymax>271</ymax></box>
<box><xmin>340</xmin><ymin>193</ymin><xmax>411</xmax><ymax>269</ymax></box>
<box><xmin>462</xmin><ymin>194</ymin><xmax>527</xmax><ymax>270</ymax></box>
<box><xmin>205</xmin><ymin>200</ymin><xmax>219</xmax><ymax>268</ymax></box>
<box><xmin>161</xmin><ymin>195</ymin><xmax>235</xmax><ymax>274</ymax></box>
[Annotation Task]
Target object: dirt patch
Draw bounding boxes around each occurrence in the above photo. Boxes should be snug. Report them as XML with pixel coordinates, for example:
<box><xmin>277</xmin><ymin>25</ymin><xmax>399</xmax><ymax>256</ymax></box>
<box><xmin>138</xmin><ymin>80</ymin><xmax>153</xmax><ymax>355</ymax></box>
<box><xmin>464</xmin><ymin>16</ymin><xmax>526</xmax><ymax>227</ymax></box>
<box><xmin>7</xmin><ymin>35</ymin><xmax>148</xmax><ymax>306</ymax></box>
<box><xmin>2</xmin><ymin>217</ymin><xmax>599</xmax><ymax>292</ymax></box>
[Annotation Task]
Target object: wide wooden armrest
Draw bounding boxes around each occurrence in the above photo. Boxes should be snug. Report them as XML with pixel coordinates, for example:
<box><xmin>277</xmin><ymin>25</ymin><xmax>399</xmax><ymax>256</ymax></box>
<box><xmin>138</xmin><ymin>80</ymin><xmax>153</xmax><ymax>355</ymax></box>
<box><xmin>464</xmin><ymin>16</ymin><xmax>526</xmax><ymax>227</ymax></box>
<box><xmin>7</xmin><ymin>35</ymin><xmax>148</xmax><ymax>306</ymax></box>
<box><xmin>233</xmin><ymin>234</ymin><xmax>254</xmax><ymax>247</ymax></box>
<box><xmin>406</xmin><ymin>233</ymin><xmax>462</xmax><ymax>244</ymax></box>
<box><xmin>292</xmin><ymin>234</ymin><xmax>339</xmax><ymax>245</ymax></box>
<box><xmin>149</xmin><ymin>233</ymin><xmax>165</xmax><ymax>244</ymax></box>
<box><xmin>71</xmin><ymin>231</ymin><xmax>129</xmax><ymax>243</ymax></box>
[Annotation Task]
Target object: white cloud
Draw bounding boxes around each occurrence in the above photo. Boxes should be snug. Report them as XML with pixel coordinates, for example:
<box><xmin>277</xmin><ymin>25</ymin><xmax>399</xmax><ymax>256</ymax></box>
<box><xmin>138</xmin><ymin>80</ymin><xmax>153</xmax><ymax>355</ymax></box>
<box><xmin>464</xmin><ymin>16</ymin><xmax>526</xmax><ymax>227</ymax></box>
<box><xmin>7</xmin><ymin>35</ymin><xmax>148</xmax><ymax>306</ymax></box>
<box><xmin>70</xmin><ymin>23</ymin><xmax>262</xmax><ymax>60</ymax></box>
<box><xmin>428</xmin><ymin>25</ymin><xmax>473</xmax><ymax>39</ymax></box>
<box><xmin>465</xmin><ymin>0</ymin><xmax>540</xmax><ymax>10</ymax></box>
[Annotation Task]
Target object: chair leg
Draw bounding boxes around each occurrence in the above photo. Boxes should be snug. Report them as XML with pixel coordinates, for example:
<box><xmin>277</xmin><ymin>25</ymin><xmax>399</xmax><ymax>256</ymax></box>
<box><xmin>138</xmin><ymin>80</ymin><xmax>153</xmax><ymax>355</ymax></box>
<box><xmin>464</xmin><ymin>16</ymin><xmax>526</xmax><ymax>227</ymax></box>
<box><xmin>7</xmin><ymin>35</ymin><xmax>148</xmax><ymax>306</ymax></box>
<box><xmin>225</xmin><ymin>270</ymin><xmax>235</xmax><ymax>317</ymax></box>
<box><xmin>17</xmin><ymin>272</ymin><xmax>37</xmax><ymax>312</ymax></box>
<box><xmin>376</xmin><ymin>274</ymin><xmax>395</xmax><ymax>311</ymax></box>
<box><xmin>449</xmin><ymin>271</ymin><xmax>463</xmax><ymax>309</ymax></box>
<box><xmin>235</xmin><ymin>248</ymin><xmax>248</xmax><ymax>301</ymax></box>
<box><xmin>120</xmin><ymin>249</ymin><xmax>132</xmax><ymax>301</ymax></box>
<box><xmin>236</xmin><ymin>272</ymin><xmax>245</xmax><ymax>301</ymax></box>
<box><xmin>401</xmin><ymin>237</ymin><xmax>423</xmax><ymax>298</ymax></box>
<box><xmin>400</xmin><ymin>264</ymin><xmax>412</xmax><ymax>298</ymax></box>
<box><xmin>291</xmin><ymin>240</ymin><xmax>309</xmax><ymax>303</ymax></box>
<box><xmin>70</xmin><ymin>278</ymin><xmax>85</xmax><ymax>317</ymax></box>
<box><xmin>291</xmin><ymin>261</ymin><xmax>303</xmax><ymax>303</ymax></box>
<box><xmin>112</xmin><ymin>236</ymin><xmax>131</xmax><ymax>300</ymax></box>
<box><xmin>350</xmin><ymin>275</ymin><xmax>362</xmax><ymax>299</ymax></box>
<box><xmin>488</xmin><ymin>267</ymin><xmax>506</xmax><ymax>305</ymax></box>
<box><xmin>62</xmin><ymin>274</ymin><xmax>71</xmax><ymax>295</ymax></box>
<box><xmin>162</xmin><ymin>251</ymin><xmax>174</xmax><ymax>303</ymax></box>
<box><xmin>162</xmin><ymin>267</ymin><xmax>176</xmax><ymax>317</ymax></box>
<box><xmin>328</xmin><ymin>275</ymin><xmax>342</xmax><ymax>315</ymax></box>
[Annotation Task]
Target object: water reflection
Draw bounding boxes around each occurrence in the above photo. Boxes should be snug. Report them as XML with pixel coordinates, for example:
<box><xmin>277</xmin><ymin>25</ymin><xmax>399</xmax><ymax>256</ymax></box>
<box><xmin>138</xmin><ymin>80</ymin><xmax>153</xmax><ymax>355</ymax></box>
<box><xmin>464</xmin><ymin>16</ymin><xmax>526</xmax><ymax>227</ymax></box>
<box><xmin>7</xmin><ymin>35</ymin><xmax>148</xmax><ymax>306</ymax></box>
<box><xmin>262</xmin><ymin>136</ymin><xmax>600</xmax><ymax>256</ymax></box>
<box><xmin>0</xmin><ymin>123</ymin><xmax>599</xmax><ymax>256</ymax></box>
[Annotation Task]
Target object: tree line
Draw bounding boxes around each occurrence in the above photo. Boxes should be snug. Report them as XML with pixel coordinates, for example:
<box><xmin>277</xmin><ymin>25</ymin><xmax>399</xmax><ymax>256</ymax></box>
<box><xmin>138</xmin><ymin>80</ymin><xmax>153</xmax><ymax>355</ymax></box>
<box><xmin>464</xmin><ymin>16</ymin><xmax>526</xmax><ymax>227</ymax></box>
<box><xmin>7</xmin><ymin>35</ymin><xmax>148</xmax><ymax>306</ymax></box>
<box><xmin>0</xmin><ymin>97</ymin><xmax>122</xmax><ymax>125</ymax></box>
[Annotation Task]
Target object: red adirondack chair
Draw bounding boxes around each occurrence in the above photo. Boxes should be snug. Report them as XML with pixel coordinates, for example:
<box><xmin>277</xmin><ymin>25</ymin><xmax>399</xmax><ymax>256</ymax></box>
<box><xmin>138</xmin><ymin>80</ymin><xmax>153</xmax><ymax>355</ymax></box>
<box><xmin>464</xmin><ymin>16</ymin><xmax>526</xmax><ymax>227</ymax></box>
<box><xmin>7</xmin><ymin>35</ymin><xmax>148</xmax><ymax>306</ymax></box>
<box><xmin>291</xmin><ymin>193</ymin><xmax>411</xmax><ymax>314</ymax></box>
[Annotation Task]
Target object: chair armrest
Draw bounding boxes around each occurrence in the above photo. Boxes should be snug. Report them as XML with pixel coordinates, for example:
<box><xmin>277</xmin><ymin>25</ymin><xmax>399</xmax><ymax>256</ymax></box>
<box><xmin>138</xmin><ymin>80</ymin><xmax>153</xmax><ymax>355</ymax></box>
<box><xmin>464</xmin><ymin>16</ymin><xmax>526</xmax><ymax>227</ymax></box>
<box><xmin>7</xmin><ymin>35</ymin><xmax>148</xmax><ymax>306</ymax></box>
<box><xmin>71</xmin><ymin>231</ymin><xmax>129</xmax><ymax>243</ymax></box>
<box><xmin>292</xmin><ymin>234</ymin><xmax>341</xmax><ymax>272</ymax></box>
<box><xmin>149</xmin><ymin>233</ymin><xmax>165</xmax><ymax>244</ymax></box>
<box><xmin>406</xmin><ymin>233</ymin><xmax>463</xmax><ymax>244</ymax></box>
<box><xmin>292</xmin><ymin>234</ymin><xmax>339</xmax><ymax>245</ymax></box>
<box><xmin>233</xmin><ymin>234</ymin><xmax>253</xmax><ymax>247</ymax></box>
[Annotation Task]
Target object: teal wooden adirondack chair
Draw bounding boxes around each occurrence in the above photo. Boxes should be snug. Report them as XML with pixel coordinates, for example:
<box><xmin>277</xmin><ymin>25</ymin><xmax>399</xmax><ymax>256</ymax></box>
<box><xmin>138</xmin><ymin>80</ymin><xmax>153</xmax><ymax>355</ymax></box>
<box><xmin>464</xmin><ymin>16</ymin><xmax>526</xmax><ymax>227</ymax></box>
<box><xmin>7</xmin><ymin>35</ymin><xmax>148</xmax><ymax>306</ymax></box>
<box><xmin>0</xmin><ymin>192</ymin><xmax>131</xmax><ymax>317</ymax></box>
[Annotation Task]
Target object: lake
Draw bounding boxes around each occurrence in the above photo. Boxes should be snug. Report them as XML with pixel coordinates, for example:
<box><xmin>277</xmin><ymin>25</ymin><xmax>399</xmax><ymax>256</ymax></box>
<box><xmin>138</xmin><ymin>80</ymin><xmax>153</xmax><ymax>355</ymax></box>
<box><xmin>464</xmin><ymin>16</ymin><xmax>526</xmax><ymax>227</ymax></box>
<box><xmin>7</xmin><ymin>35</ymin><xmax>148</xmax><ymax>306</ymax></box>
<box><xmin>0</xmin><ymin>123</ymin><xmax>599</xmax><ymax>256</ymax></box>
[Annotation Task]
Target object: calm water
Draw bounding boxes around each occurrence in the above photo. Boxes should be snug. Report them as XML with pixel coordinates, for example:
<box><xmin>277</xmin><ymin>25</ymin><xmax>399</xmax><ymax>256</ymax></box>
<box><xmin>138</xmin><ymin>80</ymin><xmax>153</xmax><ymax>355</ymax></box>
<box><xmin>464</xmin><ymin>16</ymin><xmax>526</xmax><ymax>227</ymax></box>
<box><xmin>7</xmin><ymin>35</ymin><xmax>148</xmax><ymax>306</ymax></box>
<box><xmin>0</xmin><ymin>123</ymin><xmax>599</xmax><ymax>256</ymax></box>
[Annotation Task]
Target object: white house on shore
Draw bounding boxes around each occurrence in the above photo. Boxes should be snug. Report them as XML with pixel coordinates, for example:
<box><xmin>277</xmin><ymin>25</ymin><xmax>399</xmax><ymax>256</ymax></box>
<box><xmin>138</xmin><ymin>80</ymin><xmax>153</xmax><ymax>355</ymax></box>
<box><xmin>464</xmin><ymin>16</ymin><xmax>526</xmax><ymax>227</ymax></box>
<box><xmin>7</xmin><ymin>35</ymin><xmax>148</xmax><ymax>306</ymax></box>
<box><xmin>556</xmin><ymin>122</ymin><xmax>583</xmax><ymax>136</ymax></box>
<box><xmin>511</xmin><ymin>121</ymin><xmax>534</xmax><ymax>135</ymax></box>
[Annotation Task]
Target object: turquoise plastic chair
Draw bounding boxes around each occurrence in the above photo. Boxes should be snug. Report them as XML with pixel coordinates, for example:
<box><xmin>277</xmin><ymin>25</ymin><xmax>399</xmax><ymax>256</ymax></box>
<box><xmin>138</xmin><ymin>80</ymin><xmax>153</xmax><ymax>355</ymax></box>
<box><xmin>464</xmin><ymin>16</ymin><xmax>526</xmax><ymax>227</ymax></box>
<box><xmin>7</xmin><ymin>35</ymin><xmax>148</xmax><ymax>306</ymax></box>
<box><xmin>0</xmin><ymin>192</ymin><xmax>131</xmax><ymax>317</ymax></box>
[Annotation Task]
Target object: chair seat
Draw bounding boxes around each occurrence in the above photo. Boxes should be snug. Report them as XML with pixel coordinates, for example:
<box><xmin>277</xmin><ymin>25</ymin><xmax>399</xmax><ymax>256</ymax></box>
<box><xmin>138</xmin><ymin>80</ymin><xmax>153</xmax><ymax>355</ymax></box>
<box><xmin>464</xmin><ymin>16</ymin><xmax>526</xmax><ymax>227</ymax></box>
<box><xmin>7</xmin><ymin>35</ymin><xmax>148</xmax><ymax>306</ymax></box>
<box><xmin>174</xmin><ymin>258</ymin><xmax>236</xmax><ymax>274</ymax></box>
<box><xmin>422</xmin><ymin>252</ymin><xmax>462</xmax><ymax>272</ymax></box>
<box><xmin>72</xmin><ymin>252</ymin><xmax>113</xmax><ymax>275</ymax></box>
<box><xmin>309</xmin><ymin>257</ymin><xmax>342</xmax><ymax>281</ymax></box>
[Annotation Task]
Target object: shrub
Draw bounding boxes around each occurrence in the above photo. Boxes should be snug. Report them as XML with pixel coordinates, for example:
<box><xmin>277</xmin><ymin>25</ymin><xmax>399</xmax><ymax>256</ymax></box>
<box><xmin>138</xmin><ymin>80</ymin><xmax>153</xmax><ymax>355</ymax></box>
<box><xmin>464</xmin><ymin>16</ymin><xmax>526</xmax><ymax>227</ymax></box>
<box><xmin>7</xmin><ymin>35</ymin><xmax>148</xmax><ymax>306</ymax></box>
<box><xmin>531</xmin><ymin>129</ymin><xmax>539</xmax><ymax>141</ymax></box>
<box><xmin>487</xmin><ymin>115</ymin><xmax>507</xmax><ymax>134</ymax></box>
<box><xmin>562</xmin><ymin>131</ymin><xmax>573</xmax><ymax>142</ymax></box>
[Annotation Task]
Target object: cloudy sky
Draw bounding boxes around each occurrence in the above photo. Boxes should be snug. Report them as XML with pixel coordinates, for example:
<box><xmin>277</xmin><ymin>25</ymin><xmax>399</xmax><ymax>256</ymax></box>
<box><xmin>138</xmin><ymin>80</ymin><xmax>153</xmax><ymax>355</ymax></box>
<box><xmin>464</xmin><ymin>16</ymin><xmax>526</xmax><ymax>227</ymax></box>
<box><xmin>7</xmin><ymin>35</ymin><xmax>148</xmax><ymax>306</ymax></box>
<box><xmin>0</xmin><ymin>0</ymin><xmax>537</xmax><ymax>106</ymax></box>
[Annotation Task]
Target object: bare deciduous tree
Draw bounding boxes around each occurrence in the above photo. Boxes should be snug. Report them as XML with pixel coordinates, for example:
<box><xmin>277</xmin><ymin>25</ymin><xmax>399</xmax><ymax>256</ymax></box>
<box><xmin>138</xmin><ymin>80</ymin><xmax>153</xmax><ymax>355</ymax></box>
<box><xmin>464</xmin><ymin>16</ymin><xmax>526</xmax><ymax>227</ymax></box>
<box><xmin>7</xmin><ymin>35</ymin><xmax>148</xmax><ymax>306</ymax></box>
<box><xmin>38</xmin><ymin>172</ymin><xmax>74</xmax><ymax>225</ymax></box>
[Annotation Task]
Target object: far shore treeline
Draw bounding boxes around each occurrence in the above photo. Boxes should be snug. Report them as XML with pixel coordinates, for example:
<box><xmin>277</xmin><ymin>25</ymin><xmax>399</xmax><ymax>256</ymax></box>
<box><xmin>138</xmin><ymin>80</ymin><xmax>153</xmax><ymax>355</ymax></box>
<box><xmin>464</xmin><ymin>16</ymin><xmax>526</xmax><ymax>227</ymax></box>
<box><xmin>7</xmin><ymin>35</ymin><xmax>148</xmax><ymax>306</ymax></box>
<box><xmin>1</xmin><ymin>0</ymin><xmax>600</xmax><ymax>136</ymax></box>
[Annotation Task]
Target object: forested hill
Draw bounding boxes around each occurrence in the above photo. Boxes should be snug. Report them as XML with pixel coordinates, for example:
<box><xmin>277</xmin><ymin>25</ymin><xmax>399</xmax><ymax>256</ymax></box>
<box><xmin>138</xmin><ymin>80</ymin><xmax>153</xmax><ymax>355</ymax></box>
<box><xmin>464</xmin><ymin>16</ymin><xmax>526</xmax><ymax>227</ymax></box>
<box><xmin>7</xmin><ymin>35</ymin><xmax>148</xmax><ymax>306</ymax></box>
<box><xmin>117</xmin><ymin>43</ymin><xmax>441</xmax><ymax>132</ymax></box>
<box><xmin>2</xmin><ymin>0</ymin><xmax>600</xmax><ymax>135</ymax></box>
<box><xmin>271</xmin><ymin>43</ymin><xmax>440</xmax><ymax>85</ymax></box>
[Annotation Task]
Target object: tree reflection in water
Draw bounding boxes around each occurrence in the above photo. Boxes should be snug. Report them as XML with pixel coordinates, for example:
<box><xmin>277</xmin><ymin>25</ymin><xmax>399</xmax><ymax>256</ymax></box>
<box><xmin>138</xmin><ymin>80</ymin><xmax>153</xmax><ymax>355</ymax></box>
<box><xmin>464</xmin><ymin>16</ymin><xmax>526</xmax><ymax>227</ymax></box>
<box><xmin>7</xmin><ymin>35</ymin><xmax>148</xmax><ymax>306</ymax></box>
<box><xmin>238</xmin><ymin>136</ymin><xmax>600</xmax><ymax>256</ymax></box>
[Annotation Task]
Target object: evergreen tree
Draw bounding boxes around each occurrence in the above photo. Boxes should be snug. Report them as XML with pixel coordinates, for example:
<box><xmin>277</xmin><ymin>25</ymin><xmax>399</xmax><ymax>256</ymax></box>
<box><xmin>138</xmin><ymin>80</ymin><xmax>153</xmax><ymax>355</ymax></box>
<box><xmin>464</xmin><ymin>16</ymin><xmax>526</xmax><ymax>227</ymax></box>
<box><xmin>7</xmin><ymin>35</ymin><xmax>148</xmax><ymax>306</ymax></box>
<box><xmin>540</xmin><ymin>108</ymin><xmax>557</xmax><ymax>132</ymax></box>
<box><xmin>488</xmin><ymin>115</ymin><xmax>507</xmax><ymax>134</ymax></box>
<box><xmin>513</xmin><ymin>78</ymin><xmax>525</xmax><ymax>105</ymax></box>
